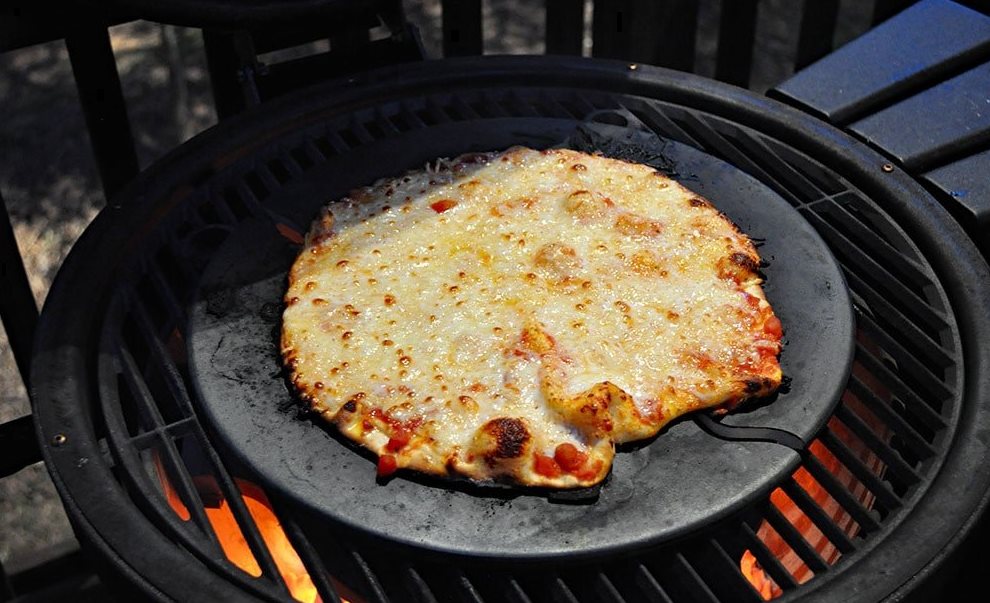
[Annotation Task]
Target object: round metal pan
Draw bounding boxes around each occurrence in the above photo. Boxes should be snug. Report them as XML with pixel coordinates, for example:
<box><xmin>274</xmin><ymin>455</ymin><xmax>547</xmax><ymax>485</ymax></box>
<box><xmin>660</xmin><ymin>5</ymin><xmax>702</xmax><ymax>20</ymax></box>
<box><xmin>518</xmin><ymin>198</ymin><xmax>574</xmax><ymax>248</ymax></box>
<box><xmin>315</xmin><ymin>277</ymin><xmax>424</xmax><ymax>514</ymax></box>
<box><xmin>187</xmin><ymin>120</ymin><xmax>853</xmax><ymax>561</ymax></box>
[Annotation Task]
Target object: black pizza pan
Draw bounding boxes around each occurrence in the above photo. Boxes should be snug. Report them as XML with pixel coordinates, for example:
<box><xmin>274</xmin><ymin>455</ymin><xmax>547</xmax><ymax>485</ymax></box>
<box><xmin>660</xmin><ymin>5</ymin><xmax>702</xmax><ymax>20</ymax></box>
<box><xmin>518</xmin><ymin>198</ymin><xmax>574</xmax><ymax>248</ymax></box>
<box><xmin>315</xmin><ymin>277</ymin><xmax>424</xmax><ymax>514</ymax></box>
<box><xmin>187</xmin><ymin>118</ymin><xmax>854</xmax><ymax>561</ymax></box>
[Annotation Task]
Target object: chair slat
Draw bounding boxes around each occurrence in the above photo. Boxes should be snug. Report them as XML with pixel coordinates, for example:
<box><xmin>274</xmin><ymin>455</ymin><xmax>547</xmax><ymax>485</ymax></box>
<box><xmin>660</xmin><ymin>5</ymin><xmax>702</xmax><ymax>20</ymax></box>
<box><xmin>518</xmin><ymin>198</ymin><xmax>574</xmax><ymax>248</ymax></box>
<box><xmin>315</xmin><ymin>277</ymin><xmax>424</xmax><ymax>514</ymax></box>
<box><xmin>546</xmin><ymin>0</ymin><xmax>585</xmax><ymax>55</ymax></box>
<box><xmin>796</xmin><ymin>0</ymin><xmax>841</xmax><ymax>70</ymax></box>
<box><xmin>655</xmin><ymin>0</ymin><xmax>699</xmax><ymax>71</ymax></box>
<box><xmin>441</xmin><ymin>0</ymin><xmax>483</xmax><ymax>57</ymax></box>
<box><xmin>593</xmin><ymin>0</ymin><xmax>698</xmax><ymax>70</ymax></box>
<box><xmin>0</xmin><ymin>191</ymin><xmax>38</xmax><ymax>384</ymax></box>
<box><xmin>65</xmin><ymin>25</ymin><xmax>140</xmax><ymax>199</ymax></box>
<box><xmin>714</xmin><ymin>0</ymin><xmax>759</xmax><ymax>87</ymax></box>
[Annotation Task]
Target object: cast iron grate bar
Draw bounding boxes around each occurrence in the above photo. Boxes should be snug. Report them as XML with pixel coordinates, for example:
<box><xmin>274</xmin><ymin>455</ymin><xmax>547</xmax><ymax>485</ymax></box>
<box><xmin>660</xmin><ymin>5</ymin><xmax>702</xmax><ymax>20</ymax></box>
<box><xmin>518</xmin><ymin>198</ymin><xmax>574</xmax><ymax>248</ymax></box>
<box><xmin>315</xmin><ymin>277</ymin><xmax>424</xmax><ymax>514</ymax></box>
<box><xmin>739</xmin><ymin>521</ymin><xmax>799</xmax><ymax>592</ymax></box>
<box><xmin>853</xmin><ymin>349</ymin><xmax>948</xmax><ymax>431</ymax></box>
<box><xmin>451</xmin><ymin>570</ymin><xmax>485</xmax><ymax>603</ymax></box>
<box><xmin>370</xmin><ymin>110</ymin><xmax>402</xmax><ymax>137</ymax></box>
<box><xmin>427</xmin><ymin>95</ymin><xmax>459</xmax><ymax>123</ymax></box>
<box><xmin>506</xmin><ymin>90</ymin><xmax>542</xmax><ymax>118</ymax></box>
<box><xmin>709</xmin><ymin>120</ymin><xmax>827</xmax><ymax>203</ymax></box>
<box><xmin>266</xmin><ymin>501</ymin><xmax>342</xmax><ymax>603</ymax></box>
<box><xmin>815</xmin><ymin>429</ymin><xmax>900</xmax><ymax>514</ymax></box>
<box><xmin>117</xmin><ymin>343</ymin><xmax>168</xmax><ymax>432</ymax></box>
<box><xmin>398</xmin><ymin>101</ymin><xmax>430</xmax><ymax>130</ymax></box>
<box><xmin>813</xmin><ymin>196</ymin><xmax>934</xmax><ymax>290</ymax></box>
<box><xmin>854</xmin><ymin>311</ymin><xmax>954</xmax><ymax>402</ymax></box>
<box><xmin>232</xmin><ymin>181</ymin><xmax>268</xmax><ymax>217</ymax></box>
<box><xmin>324</xmin><ymin>130</ymin><xmax>353</xmax><ymax>155</ymax></box>
<box><xmin>402</xmin><ymin>565</ymin><xmax>439</xmax><ymax>603</ymax></box>
<box><xmin>840</xmin><ymin>269</ymin><xmax>955</xmax><ymax>370</ymax></box>
<box><xmin>129</xmin><ymin>294</ymin><xmax>194</xmax><ymax>418</ymax></box>
<box><xmin>674</xmin><ymin>551</ymin><xmax>722</xmax><ymax>603</ymax></box>
<box><xmin>802</xmin><ymin>453</ymin><xmax>881</xmax><ymax>534</ymax></box>
<box><xmin>255</xmin><ymin>162</ymin><xmax>284</xmax><ymax>195</ymax></box>
<box><xmin>278</xmin><ymin>151</ymin><xmax>305</xmax><ymax>178</ymax></box>
<box><xmin>561</xmin><ymin>93</ymin><xmax>597</xmax><ymax>119</ymax></box>
<box><xmin>761</xmin><ymin>503</ymin><xmax>831</xmax><ymax>575</ymax></box>
<box><xmin>143</xmin><ymin>432</ymin><xmax>225</xmax><ymax>553</ymax></box>
<box><xmin>112</xmin><ymin>359</ymin><xmax>304</xmax><ymax>603</ymax></box>
<box><xmin>108</xmin><ymin>345</ymin><xmax>287</xmax><ymax>591</ymax></box>
<box><xmin>672</xmin><ymin>111</ymin><xmax>804</xmax><ymax>206</ymax></box>
<box><xmin>594</xmin><ymin>572</ymin><xmax>626</xmax><ymax>603</ymax></box>
<box><xmin>807</xmin><ymin>212</ymin><xmax>948</xmax><ymax>333</ymax></box>
<box><xmin>147</xmin><ymin>258</ymin><xmax>187</xmax><ymax>329</ymax></box>
<box><xmin>780</xmin><ymin>478</ymin><xmax>857</xmax><ymax>554</ymax></box>
<box><xmin>546</xmin><ymin>574</ymin><xmax>580</xmax><ymax>603</ymax></box>
<box><xmin>547</xmin><ymin>96</ymin><xmax>586</xmax><ymax>121</ymax></box>
<box><xmin>762</xmin><ymin>139</ymin><xmax>847</xmax><ymax>196</ymax></box>
<box><xmin>128</xmin><ymin>378</ymin><xmax>298</xmax><ymax>594</ymax></box>
<box><xmin>846</xmin><ymin>374</ymin><xmax>937</xmax><ymax>459</ymax></box>
<box><xmin>347</xmin><ymin>119</ymin><xmax>377</xmax><ymax>146</ymax></box>
<box><xmin>113</xmin><ymin>344</ymin><xmax>196</xmax><ymax>492</ymax></box>
<box><xmin>830</xmin><ymin>404</ymin><xmax>921</xmax><ymax>489</ymax></box>
<box><xmin>300</xmin><ymin>139</ymin><xmax>327</xmax><ymax>164</ymax></box>
<box><xmin>829</xmin><ymin>239</ymin><xmax>948</xmax><ymax>341</ymax></box>
<box><xmin>205</xmin><ymin>472</ymin><xmax>292</xmax><ymax>594</ymax></box>
<box><xmin>624</xmin><ymin>101</ymin><xmax>704</xmax><ymax>149</ymax></box>
<box><xmin>451</xmin><ymin>94</ymin><xmax>484</xmax><ymax>121</ymax></box>
<box><xmin>505</xmin><ymin>575</ymin><xmax>533</xmax><ymax>603</ymax></box>
<box><xmin>205</xmin><ymin>191</ymin><xmax>239</xmax><ymax>225</ymax></box>
<box><xmin>632</xmin><ymin>563</ymin><xmax>673</xmax><ymax>603</ymax></box>
<box><xmin>707</xmin><ymin>537</ymin><xmax>768</xmax><ymax>603</ymax></box>
<box><xmin>348</xmin><ymin>548</ymin><xmax>390</xmax><ymax>603</ymax></box>
<box><xmin>479</xmin><ymin>91</ymin><xmax>513</xmax><ymax>118</ymax></box>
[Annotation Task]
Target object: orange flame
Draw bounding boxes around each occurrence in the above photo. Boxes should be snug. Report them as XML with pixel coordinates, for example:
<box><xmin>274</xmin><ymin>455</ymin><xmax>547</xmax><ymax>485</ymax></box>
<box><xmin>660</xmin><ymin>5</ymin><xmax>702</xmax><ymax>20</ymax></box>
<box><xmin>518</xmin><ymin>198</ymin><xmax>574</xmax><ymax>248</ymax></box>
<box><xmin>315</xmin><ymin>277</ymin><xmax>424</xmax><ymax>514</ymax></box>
<box><xmin>152</xmin><ymin>455</ymin><xmax>326</xmax><ymax>602</ymax></box>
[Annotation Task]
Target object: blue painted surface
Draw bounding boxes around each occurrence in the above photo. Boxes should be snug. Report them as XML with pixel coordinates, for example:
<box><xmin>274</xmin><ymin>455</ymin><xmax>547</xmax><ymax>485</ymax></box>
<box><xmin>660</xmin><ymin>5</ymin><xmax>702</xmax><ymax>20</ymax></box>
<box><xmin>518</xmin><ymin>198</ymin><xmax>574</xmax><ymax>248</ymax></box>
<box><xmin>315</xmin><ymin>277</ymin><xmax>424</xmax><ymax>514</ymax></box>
<box><xmin>773</xmin><ymin>0</ymin><xmax>990</xmax><ymax>124</ymax></box>
<box><xmin>849</xmin><ymin>63</ymin><xmax>990</xmax><ymax>170</ymax></box>
<box><xmin>924</xmin><ymin>148</ymin><xmax>990</xmax><ymax>227</ymax></box>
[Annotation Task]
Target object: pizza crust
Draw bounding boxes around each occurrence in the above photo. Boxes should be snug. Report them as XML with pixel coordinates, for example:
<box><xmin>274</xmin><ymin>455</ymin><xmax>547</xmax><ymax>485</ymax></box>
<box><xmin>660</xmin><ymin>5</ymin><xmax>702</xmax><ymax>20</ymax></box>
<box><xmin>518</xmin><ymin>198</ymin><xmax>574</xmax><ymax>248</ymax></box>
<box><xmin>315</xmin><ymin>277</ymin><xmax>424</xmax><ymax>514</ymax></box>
<box><xmin>281</xmin><ymin>146</ymin><xmax>783</xmax><ymax>489</ymax></box>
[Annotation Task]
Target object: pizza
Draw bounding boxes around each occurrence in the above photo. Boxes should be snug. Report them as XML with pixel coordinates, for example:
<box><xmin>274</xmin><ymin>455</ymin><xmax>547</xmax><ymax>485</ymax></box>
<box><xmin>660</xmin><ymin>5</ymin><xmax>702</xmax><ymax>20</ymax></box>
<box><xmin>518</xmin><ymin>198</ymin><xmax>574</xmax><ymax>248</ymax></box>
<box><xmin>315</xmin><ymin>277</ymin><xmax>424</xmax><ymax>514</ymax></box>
<box><xmin>280</xmin><ymin>146</ymin><xmax>783</xmax><ymax>489</ymax></box>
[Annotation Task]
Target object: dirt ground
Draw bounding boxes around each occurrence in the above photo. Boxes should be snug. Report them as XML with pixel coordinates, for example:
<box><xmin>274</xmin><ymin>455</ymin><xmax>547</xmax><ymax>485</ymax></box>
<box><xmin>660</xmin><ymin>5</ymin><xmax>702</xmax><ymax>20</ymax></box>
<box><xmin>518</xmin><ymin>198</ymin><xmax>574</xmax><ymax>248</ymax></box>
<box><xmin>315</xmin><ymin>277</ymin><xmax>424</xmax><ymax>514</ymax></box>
<box><xmin>0</xmin><ymin>0</ymin><xmax>875</xmax><ymax>583</ymax></box>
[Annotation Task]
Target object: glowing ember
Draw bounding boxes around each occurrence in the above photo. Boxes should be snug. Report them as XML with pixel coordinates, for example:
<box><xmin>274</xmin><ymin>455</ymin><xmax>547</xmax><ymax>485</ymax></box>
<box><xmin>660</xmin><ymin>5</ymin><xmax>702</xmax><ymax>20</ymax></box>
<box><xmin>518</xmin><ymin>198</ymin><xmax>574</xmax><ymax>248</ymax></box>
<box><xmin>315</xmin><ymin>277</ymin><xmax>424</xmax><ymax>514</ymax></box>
<box><xmin>739</xmin><ymin>385</ymin><xmax>890</xmax><ymax>599</ymax></box>
<box><xmin>740</xmin><ymin>550</ymin><xmax>779</xmax><ymax>600</ymax></box>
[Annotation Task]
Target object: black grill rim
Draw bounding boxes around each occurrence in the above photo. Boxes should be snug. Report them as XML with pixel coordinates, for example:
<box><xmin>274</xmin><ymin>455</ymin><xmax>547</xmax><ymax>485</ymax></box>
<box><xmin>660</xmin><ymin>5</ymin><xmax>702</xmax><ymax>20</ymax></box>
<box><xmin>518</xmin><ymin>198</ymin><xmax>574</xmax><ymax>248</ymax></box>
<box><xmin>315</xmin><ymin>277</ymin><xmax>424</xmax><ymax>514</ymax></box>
<box><xmin>29</xmin><ymin>55</ymin><xmax>990</xmax><ymax>603</ymax></box>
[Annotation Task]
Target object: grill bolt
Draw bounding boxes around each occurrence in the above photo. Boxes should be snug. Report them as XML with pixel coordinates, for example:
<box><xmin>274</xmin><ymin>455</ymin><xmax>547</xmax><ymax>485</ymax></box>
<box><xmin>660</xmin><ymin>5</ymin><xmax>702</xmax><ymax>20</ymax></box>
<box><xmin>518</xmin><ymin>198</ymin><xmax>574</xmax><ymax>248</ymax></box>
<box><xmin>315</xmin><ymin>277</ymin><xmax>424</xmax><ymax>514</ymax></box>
<box><xmin>52</xmin><ymin>434</ymin><xmax>68</xmax><ymax>446</ymax></box>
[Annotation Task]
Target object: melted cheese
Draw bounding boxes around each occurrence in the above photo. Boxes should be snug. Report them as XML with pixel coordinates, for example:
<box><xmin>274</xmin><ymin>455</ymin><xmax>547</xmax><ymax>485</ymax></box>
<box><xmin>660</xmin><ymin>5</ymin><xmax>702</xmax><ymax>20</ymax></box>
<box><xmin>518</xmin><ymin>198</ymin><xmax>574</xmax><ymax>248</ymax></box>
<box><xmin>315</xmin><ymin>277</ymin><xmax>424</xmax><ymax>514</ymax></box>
<box><xmin>282</xmin><ymin>147</ymin><xmax>782</xmax><ymax>488</ymax></box>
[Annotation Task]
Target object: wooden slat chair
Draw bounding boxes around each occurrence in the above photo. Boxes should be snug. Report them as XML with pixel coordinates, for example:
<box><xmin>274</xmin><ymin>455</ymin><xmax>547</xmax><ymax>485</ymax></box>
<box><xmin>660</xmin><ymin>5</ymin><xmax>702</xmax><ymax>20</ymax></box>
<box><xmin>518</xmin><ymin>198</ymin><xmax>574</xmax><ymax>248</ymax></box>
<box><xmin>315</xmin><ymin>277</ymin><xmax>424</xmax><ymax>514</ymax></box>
<box><xmin>437</xmin><ymin>0</ymin><xmax>935</xmax><ymax>89</ymax></box>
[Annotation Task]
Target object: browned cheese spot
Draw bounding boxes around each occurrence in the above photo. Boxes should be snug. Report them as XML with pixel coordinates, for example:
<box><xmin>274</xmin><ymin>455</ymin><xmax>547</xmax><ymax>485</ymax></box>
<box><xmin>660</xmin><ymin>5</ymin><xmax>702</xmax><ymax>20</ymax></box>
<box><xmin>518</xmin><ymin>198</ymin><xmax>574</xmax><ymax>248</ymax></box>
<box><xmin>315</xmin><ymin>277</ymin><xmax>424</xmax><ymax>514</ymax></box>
<box><xmin>629</xmin><ymin>249</ymin><xmax>665</xmax><ymax>275</ymax></box>
<box><xmin>614</xmin><ymin>213</ymin><xmax>663</xmax><ymax>237</ymax></box>
<box><xmin>718</xmin><ymin>252</ymin><xmax>760</xmax><ymax>281</ymax></box>
<box><xmin>534</xmin><ymin>242</ymin><xmax>582</xmax><ymax>280</ymax></box>
<box><xmin>482</xmin><ymin>417</ymin><xmax>531</xmax><ymax>459</ymax></box>
<box><xmin>563</xmin><ymin>190</ymin><xmax>611</xmax><ymax>221</ymax></box>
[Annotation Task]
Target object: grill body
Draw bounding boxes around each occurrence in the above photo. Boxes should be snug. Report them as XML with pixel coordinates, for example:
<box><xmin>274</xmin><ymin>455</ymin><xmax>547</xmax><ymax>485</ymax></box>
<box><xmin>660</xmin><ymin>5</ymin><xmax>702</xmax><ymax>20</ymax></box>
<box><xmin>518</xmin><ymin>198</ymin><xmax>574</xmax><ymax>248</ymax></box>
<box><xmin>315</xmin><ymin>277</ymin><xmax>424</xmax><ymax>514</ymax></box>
<box><xmin>30</xmin><ymin>56</ymin><xmax>990</xmax><ymax>602</ymax></box>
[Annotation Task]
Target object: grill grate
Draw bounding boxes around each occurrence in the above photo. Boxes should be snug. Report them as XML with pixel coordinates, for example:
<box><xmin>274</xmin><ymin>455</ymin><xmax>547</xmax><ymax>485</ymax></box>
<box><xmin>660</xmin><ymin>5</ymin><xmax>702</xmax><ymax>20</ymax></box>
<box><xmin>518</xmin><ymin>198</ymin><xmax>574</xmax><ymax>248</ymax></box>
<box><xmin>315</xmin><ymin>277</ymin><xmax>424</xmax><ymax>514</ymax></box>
<box><xmin>34</xmin><ymin>60</ymin><xmax>982</xmax><ymax>603</ymax></box>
